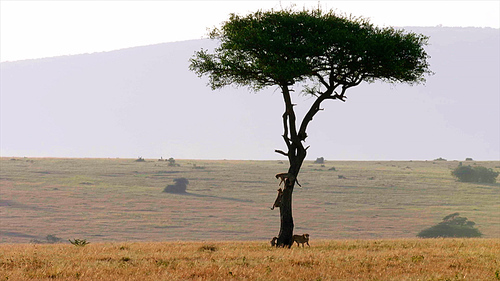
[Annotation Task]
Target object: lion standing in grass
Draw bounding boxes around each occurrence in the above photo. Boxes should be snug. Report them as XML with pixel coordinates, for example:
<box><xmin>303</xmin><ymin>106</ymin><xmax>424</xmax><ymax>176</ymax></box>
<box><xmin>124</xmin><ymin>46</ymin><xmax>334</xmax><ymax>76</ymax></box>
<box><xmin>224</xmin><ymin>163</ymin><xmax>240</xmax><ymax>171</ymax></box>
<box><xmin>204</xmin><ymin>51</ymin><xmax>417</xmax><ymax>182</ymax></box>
<box><xmin>292</xmin><ymin>234</ymin><xmax>310</xmax><ymax>247</ymax></box>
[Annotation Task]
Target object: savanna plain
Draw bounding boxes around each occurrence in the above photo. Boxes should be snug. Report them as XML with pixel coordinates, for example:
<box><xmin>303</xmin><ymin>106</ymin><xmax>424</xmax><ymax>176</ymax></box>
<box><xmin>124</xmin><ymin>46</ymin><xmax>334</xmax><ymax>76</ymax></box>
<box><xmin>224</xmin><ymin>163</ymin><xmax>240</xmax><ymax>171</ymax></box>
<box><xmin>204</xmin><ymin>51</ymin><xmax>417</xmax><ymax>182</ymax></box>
<box><xmin>1</xmin><ymin>157</ymin><xmax>499</xmax><ymax>280</ymax></box>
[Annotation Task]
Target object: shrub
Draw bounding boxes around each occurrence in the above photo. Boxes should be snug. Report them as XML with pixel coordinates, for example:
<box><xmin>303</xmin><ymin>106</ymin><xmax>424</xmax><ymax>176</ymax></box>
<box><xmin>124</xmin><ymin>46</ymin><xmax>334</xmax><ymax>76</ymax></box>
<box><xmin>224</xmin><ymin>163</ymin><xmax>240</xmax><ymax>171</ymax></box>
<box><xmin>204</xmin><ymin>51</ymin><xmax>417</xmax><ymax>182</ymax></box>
<box><xmin>69</xmin><ymin>239</ymin><xmax>89</xmax><ymax>246</ymax></box>
<box><xmin>451</xmin><ymin>165</ymin><xmax>499</xmax><ymax>183</ymax></box>
<box><xmin>417</xmin><ymin>213</ymin><xmax>482</xmax><ymax>238</ymax></box>
<box><xmin>314</xmin><ymin>157</ymin><xmax>325</xmax><ymax>164</ymax></box>
<box><xmin>163</xmin><ymin>178</ymin><xmax>189</xmax><ymax>193</ymax></box>
<box><xmin>167</xmin><ymin>157</ymin><xmax>180</xmax><ymax>167</ymax></box>
<box><xmin>46</xmin><ymin>234</ymin><xmax>62</xmax><ymax>243</ymax></box>
<box><xmin>434</xmin><ymin>157</ymin><xmax>447</xmax><ymax>161</ymax></box>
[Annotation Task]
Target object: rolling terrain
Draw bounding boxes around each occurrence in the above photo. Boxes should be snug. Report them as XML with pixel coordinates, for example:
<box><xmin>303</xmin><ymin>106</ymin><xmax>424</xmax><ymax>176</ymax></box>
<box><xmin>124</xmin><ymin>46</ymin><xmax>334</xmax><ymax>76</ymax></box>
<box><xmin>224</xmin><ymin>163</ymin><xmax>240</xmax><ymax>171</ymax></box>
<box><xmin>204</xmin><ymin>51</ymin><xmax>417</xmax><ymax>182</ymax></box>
<box><xmin>1</xmin><ymin>158</ymin><xmax>498</xmax><ymax>243</ymax></box>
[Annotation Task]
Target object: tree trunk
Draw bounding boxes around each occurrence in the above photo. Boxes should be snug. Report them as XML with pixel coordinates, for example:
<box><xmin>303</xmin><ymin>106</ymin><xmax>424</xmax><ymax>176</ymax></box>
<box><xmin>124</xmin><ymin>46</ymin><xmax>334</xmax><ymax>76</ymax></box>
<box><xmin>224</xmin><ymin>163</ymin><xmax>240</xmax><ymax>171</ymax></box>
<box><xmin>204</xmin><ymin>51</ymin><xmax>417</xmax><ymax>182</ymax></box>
<box><xmin>274</xmin><ymin>85</ymin><xmax>309</xmax><ymax>248</ymax></box>
<box><xmin>276</xmin><ymin>147</ymin><xmax>306</xmax><ymax>248</ymax></box>
<box><xmin>277</xmin><ymin>183</ymin><xmax>294</xmax><ymax>247</ymax></box>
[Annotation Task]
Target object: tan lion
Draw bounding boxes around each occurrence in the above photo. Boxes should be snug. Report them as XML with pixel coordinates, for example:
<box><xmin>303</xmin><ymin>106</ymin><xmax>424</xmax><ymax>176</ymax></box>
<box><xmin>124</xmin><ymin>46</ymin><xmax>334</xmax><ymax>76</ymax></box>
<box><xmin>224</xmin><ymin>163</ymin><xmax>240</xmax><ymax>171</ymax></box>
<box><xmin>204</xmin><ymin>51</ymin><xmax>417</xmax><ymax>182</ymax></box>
<box><xmin>275</xmin><ymin>172</ymin><xmax>301</xmax><ymax>187</ymax></box>
<box><xmin>292</xmin><ymin>233</ymin><xmax>310</xmax><ymax>247</ymax></box>
<box><xmin>275</xmin><ymin>173</ymin><xmax>294</xmax><ymax>186</ymax></box>
<box><xmin>270</xmin><ymin>188</ymin><xmax>283</xmax><ymax>210</ymax></box>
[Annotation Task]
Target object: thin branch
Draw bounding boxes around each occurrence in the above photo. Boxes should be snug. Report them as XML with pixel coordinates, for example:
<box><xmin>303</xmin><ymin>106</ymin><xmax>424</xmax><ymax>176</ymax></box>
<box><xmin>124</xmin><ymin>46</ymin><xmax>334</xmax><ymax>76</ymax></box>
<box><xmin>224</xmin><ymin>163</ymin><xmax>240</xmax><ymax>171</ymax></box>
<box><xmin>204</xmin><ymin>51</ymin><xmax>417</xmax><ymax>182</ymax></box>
<box><xmin>281</xmin><ymin>85</ymin><xmax>298</xmax><ymax>142</ymax></box>
<box><xmin>275</xmin><ymin>149</ymin><xmax>289</xmax><ymax>157</ymax></box>
<box><xmin>297</xmin><ymin>89</ymin><xmax>333</xmax><ymax>141</ymax></box>
<box><xmin>282</xmin><ymin>113</ymin><xmax>291</xmax><ymax>148</ymax></box>
<box><xmin>313</xmin><ymin>72</ymin><xmax>330</xmax><ymax>89</ymax></box>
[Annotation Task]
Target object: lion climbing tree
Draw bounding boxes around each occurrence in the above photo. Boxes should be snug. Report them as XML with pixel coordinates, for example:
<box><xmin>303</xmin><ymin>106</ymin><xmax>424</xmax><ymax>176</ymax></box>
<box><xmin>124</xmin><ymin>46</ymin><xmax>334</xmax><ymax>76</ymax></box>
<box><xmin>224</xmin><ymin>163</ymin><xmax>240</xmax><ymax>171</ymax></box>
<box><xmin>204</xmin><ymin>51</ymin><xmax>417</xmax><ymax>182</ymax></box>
<box><xmin>189</xmin><ymin>8</ymin><xmax>431</xmax><ymax>247</ymax></box>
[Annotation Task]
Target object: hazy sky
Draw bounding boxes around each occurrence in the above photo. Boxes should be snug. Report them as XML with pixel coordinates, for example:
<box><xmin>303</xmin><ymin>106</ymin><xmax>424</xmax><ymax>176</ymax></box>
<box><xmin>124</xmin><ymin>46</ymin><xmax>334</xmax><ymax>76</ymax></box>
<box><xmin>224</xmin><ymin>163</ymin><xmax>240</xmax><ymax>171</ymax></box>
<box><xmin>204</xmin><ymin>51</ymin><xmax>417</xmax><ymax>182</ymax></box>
<box><xmin>1</xmin><ymin>1</ymin><xmax>499</xmax><ymax>62</ymax></box>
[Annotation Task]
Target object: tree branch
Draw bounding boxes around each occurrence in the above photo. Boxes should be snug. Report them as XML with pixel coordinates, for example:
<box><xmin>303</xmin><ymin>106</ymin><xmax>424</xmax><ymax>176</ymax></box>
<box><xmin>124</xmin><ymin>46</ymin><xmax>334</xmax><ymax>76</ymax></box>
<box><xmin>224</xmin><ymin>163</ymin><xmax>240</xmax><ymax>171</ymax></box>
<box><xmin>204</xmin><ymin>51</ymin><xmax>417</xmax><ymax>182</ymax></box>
<box><xmin>275</xmin><ymin>149</ymin><xmax>289</xmax><ymax>157</ymax></box>
<box><xmin>281</xmin><ymin>85</ymin><xmax>298</xmax><ymax>143</ymax></box>
<box><xmin>297</xmin><ymin>89</ymin><xmax>333</xmax><ymax>141</ymax></box>
<box><xmin>313</xmin><ymin>72</ymin><xmax>330</xmax><ymax>89</ymax></box>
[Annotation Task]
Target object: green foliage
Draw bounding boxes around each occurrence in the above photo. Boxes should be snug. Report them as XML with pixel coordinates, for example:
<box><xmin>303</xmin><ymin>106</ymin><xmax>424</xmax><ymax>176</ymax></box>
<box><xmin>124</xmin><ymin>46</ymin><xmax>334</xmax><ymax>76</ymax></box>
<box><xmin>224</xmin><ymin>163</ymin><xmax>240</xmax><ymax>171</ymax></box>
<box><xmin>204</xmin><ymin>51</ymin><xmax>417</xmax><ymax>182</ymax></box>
<box><xmin>69</xmin><ymin>239</ymin><xmax>89</xmax><ymax>247</ymax></box>
<box><xmin>433</xmin><ymin>157</ymin><xmax>447</xmax><ymax>161</ymax></box>
<box><xmin>417</xmin><ymin>213</ymin><xmax>482</xmax><ymax>238</ymax></box>
<box><xmin>167</xmin><ymin>157</ymin><xmax>180</xmax><ymax>167</ymax></box>
<box><xmin>451</xmin><ymin>165</ymin><xmax>499</xmax><ymax>183</ymax></box>
<box><xmin>190</xmin><ymin>8</ymin><xmax>431</xmax><ymax>92</ymax></box>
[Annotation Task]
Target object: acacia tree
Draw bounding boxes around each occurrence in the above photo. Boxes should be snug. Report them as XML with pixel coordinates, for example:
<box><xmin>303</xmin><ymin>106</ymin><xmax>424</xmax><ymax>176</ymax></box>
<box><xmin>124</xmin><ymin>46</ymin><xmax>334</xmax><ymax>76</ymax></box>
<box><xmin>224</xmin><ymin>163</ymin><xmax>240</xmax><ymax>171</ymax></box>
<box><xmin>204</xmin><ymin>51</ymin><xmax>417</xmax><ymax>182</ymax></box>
<box><xmin>190</xmin><ymin>8</ymin><xmax>431</xmax><ymax>247</ymax></box>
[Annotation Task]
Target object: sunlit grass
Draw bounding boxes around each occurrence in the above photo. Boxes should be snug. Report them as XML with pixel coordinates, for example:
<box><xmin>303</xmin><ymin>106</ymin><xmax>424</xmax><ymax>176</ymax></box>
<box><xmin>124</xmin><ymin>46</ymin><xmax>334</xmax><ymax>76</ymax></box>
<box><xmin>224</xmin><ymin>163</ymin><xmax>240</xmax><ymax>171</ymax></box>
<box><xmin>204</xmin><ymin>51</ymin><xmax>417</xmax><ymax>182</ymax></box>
<box><xmin>1</xmin><ymin>239</ymin><xmax>498</xmax><ymax>280</ymax></box>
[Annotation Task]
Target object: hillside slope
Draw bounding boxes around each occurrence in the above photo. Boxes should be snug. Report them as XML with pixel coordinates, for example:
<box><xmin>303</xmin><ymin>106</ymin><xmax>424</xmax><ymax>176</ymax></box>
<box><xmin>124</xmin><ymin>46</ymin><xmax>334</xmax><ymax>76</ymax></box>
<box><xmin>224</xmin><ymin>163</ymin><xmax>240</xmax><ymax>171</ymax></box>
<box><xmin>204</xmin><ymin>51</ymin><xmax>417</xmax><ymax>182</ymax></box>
<box><xmin>1</xmin><ymin>27</ymin><xmax>498</xmax><ymax>160</ymax></box>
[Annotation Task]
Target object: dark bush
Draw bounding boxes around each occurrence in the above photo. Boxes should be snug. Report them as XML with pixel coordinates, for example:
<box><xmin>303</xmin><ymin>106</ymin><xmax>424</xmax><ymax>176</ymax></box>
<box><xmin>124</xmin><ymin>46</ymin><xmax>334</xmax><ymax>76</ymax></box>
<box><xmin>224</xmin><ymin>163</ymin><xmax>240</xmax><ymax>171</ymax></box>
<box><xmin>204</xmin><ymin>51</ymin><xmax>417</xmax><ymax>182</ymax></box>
<box><xmin>46</xmin><ymin>234</ymin><xmax>62</xmax><ymax>243</ymax></box>
<box><xmin>434</xmin><ymin>157</ymin><xmax>447</xmax><ymax>161</ymax></box>
<box><xmin>163</xmin><ymin>178</ymin><xmax>189</xmax><ymax>193</ymax></box>
<box><xmin>167</xmin><ymin>157</ymin><xmax>180</xmax><ymax>167</ymax></box>
<box><xmin>314</xmin><ymin>157</ymin><xmax>325</xmax><ymax>164</ymax></box>
<box><xmin>417</xmin><ymin>213</ymin><xmax>482</xmax><ymax>238</ymax></box>
<box><xmin>451</xmin><ymin>165</ymin><xmax>499</xmax><ymax>183</ymax></box>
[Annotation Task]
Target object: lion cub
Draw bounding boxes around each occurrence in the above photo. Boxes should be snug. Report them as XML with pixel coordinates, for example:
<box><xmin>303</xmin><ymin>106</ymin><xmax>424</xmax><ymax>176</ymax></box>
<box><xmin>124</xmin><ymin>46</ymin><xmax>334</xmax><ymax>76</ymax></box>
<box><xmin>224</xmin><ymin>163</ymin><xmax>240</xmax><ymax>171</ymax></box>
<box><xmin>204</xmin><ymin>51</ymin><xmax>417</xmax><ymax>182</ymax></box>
<box><xmin>292</xmin><ymin>233</ymin><xmax>310</xmax><ymax>247</ymax></box>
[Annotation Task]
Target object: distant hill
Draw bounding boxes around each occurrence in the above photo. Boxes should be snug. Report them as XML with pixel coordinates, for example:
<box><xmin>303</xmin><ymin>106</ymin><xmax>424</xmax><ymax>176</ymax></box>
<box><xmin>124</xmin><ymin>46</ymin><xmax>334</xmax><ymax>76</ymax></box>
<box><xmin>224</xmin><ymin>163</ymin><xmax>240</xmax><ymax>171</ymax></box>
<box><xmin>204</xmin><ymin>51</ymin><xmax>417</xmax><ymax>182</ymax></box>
<box><xmin>1</xmin><ymin>27</ymin><xmax>499</xmax><ymax>160</ymax></box>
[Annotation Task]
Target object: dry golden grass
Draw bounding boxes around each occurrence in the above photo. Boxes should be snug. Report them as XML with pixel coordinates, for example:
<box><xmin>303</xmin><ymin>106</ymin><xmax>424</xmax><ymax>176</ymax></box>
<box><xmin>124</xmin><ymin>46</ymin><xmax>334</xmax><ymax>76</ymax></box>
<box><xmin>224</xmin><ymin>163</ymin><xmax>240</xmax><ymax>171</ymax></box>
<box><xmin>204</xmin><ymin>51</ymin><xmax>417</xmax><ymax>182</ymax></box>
<box><xmin>1</xmin><ymin>239</ymin><xmax>499</xmax><ymax>280</ymax></box>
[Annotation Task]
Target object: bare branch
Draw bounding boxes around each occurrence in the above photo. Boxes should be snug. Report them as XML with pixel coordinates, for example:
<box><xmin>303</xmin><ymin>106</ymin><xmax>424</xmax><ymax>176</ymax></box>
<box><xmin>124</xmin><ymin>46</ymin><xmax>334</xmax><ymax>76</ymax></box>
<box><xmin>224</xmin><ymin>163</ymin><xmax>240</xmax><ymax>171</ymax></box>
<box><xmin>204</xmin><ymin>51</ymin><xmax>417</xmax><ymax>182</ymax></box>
<box><xmin>275</xmin><ymin>149</ymin><xmax>289</xmax><ymax>157</ymax></box>
<box><xmin>281</xmin><ymin>85</ymin><xmax>298</xmax><ymax>142</ymax></box>
<box><xmin>295</xmin><ymin>178</ymin><xmax>302</xmax><ymax>187</ymax></box>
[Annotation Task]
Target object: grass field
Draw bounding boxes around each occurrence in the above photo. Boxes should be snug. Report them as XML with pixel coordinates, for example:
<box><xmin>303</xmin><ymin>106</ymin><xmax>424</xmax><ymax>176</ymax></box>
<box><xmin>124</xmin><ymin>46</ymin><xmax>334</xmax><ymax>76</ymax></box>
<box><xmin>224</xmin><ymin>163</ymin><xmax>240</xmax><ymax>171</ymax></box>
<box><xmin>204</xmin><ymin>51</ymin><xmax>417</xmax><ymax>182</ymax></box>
<box><xmin>1</xmin><ymin>239</ymin><xmax>499</xmax><ymax>280</ymax></box>
<box><xmin>1</xmin><ymin>157</ymin><xmax>499</xmax><ymax>243</ymax></box>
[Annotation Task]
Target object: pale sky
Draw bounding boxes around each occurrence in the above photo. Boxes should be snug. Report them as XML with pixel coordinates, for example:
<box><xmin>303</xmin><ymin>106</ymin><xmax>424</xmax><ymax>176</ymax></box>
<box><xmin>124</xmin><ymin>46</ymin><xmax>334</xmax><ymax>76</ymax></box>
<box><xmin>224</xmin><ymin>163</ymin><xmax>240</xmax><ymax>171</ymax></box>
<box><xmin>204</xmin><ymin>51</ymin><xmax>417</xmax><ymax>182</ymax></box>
<box><xmin>1</xmin><ymin>1</ymin><xmax>499</xmax><ymax>62</ymax></box>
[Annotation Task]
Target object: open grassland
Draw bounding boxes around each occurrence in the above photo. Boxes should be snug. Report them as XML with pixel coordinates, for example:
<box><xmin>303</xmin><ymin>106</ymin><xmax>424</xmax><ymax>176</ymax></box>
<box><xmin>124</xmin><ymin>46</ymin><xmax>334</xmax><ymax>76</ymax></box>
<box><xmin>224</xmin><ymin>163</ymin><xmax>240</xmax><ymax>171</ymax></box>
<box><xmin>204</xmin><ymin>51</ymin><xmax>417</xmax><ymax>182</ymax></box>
<box><xmin>1</xmin><ymin>239</ymin><xmax>499</xmax><ymax>280</ymax></box>
<box><xmin>0</xmin><ymin>158</ymin><xmax>499</xmax><ymax>243</ymax></box>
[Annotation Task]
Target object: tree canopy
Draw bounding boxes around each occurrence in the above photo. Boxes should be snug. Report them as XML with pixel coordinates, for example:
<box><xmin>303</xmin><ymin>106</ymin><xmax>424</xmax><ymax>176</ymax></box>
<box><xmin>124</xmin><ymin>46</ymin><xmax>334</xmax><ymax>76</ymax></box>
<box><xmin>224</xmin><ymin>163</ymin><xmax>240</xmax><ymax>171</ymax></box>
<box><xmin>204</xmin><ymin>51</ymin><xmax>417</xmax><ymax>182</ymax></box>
<box><xmin>189</xmin><ymin>8</ymin><xmax>431</xmax><ymax>93</ymax></box>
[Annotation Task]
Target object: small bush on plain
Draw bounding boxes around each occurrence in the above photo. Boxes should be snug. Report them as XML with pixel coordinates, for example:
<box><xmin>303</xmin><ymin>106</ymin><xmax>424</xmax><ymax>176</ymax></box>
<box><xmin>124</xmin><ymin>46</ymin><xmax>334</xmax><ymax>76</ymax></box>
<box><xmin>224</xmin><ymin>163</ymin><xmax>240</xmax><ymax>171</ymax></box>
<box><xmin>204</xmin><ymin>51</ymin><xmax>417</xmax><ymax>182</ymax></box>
<box><xmin>314</xmin><ymin>157</ymin><xmax>325</xmax><ymax>164</ymax></box>
<box><xmin>167</xmin><ymin>157</ymin><xmax>180</xmax><ymax>167</ymax></box>
<box><xmin>451</xmin><ymin>165</ymin><xmax>499</xmax><ymax>183</ymax></box>
<box><xmin>417</xmin><ymin>213</ymin><xmax>482</xmax><ymax>238</ymax></box>
<box><xmin>434</xmin><ymin>157</ymin><xmax>447</xmax><ymax>161</ymax></box>
<box><xmin>163</xmin><ymin>178</ymin><xmax>189</xmax><ymax>193</ymax></box>
<box><xmin>69</xmin><ymin>239</ymin><xmax>89</xmax><ymax>246</ymax></box>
